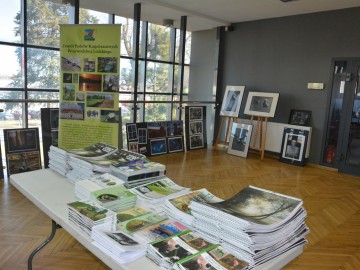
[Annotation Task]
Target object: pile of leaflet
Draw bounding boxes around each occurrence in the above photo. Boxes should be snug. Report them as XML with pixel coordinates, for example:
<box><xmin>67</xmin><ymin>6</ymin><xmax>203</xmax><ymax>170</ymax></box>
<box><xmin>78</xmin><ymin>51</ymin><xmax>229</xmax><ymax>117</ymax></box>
<box><xmin>189</xmin><ymin>186</ymin><xmax>309</xmax><ymax>268</ymax></box>
<box><xmin>75</xmin><ymin>173</ymin><xmax>125</xmax><ymax>201</ymax></box>
<box><xmin>146</xmin><ymin>230</ymin><xmax>250</xmax><ymax>270</ymax></box>
<box><xmin>129</xmin><ymin>176</ymin><xmax>190</xmax><ymax>214</ymax></box>
<box><xmin>90</xmin><ymin>185</ymin><xmax>137</xmax><ymax>212</ymax></box>
<box><xmin>162</xmin><ymin>189</ymin><xmax>223</xmax><ymax>227</ymax></box>
<box><xmin>91</xmin><ymin>226</ymin><xmax>147</xmax><ymax>264</ymax></box>
<box><xmin>67</xmin><ymin>200</ymin><xmax>116</xmax><ymax>237</ymax></box>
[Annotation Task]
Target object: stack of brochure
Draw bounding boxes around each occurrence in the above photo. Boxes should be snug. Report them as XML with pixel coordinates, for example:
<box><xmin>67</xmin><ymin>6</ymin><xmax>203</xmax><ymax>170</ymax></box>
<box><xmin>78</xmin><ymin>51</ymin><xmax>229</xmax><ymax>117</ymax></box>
<box><xmin>91</xmin><ymin>226</ymin><xmax>147</xmax><ymax>264</ymax></box>
<box><xmin>110</xmin><ymin>157</ymin><xmax>166</xmax><ymax>188</ymax></box>
<box><xmin>48</xmin><ymin>145</ymin><xmax>70</xmax><ymax>176</ymax></box>
<box><xmin>90</xmin><ymin>185</ymin><xmax>137</xmax><ymax>212</ymax></box>
<box><xmin>67</xmin><ymin>200</ymin><xmax>116</xmax><ymax>237</ymax></box>
<box><xmin>189</xmin><ymin>186</ymin><xmax>309</xmax><ymax>267</ymax></box>
<box><xmin>147</xmin><ymin>230</ymin><xmax>250</xmax><ymax>270</ymax></box>
<box><xmin>75</xmin><ymin>173</ymin><xmax>125</xmax><ymax>201</ymax></box>
<box><xmin>66</xmin><ymin>143</ymin><xmax>118</xmax><ymax>182</ymax></box>
<box><xmin>115</xmin><ymin>207</ymin><xmax>168</xmax><ymax>235</ymax></box>
<box><xmin>162</xmin><ymin>189</ymin><xmax>223</xmax><ymax>227</ymax></box>
<box><xmin>130</xmin><ymin>176</ymin><xmax>190</xmax><ymax>214</ymax></box>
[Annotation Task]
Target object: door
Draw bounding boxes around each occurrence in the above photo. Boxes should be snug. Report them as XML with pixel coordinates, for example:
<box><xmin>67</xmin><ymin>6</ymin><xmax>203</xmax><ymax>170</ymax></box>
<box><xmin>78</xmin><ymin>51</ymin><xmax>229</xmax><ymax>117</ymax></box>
<box><xmin>323</xmin><ymin>59</ymin><xmax>360</xmax><ymax>175</ymax></box>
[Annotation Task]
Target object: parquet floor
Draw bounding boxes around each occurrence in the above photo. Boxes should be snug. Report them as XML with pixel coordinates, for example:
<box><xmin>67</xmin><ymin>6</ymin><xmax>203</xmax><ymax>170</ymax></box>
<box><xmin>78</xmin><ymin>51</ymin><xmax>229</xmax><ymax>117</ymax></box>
<box><xmin>1</xmin><ymin>147</ymin><xmax>360</xmax><ymax>270</ymax></box>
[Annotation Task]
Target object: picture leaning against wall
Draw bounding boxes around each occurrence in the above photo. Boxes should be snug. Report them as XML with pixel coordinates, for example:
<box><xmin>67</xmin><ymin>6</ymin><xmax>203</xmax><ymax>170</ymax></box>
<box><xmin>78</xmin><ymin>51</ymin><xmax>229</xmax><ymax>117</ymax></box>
<box><xmin>244</xmin><ymin>92</ymin><xmax>280</xmax><ymax>118</ymax></box>
<box><xmin>220</xmin><ymin>85</ymin><xmax>245</xmax><ymax>117</ymax></box>
<box><xmin>227</xmin><ymin>123</ymin><xmax>253</xmax><ymax>158</ymax></box>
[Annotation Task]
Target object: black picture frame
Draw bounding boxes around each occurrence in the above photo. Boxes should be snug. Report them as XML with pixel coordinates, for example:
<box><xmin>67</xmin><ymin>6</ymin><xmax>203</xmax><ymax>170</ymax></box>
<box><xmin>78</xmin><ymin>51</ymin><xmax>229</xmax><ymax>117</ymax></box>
<box><xmin>279</xmin><ymin>128</ymin><xmax>309</xmax><ymax>167</ymax></box>
<box><xmin>288</xmin><ymin>109</ymin><xmax>312</xmax><ymax>126</ymax></box>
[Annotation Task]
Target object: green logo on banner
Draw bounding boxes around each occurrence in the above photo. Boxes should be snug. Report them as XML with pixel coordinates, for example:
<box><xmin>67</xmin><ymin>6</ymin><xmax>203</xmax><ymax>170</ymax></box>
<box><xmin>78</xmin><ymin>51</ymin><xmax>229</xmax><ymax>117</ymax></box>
<box><xmin>84</xmin><ymin>29</ymin><xmax>95</xmax><ymax>41</ymax></box>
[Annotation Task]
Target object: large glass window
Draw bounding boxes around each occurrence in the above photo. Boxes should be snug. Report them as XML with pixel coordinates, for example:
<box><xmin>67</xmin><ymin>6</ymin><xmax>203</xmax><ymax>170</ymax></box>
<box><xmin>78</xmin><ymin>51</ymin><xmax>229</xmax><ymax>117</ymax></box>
<box><xmin>0</xmin><ymin>0</ymin><xmax>22</xmax><ymax>43</ymax></box>
<box><xmin>0</xmin><ymin>45</ymin><xmax>23</xmax><ymax>88</ymax></box>
<box><xmin>0</xmin><ymin>0</ymin><xmax>191</xmax><ymax>159</ymax></box>
<box><xmin>27</xmin><ymin>0</ymin><xmax>71</xmax><ymax>47</ymax></box>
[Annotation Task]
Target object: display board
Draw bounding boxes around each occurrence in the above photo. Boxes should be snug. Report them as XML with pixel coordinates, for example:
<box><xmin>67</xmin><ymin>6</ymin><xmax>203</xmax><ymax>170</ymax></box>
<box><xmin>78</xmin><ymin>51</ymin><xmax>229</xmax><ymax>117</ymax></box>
<box><xmin>185</xmin><ymin>106</ymin><xmax>207</xmax><ymax>151</ymax></box>
<box><xmin>3</xmin><ymin>128</ymin><xmax>41</xmax><ymax>175</ymax></box>
<box><xmin>59</xmin><ymin>24</ymin><xmax>121</xmax><ymax>150</ymax></box>
<box><xmin>126</xmin><ymin>121</ymin><xmax>184</xmax><ymax>157</ymax></box>
<box><xmin>41</xmin><ymin>108</ymin><xmax>59</xmax><ymax>168</ymax></box>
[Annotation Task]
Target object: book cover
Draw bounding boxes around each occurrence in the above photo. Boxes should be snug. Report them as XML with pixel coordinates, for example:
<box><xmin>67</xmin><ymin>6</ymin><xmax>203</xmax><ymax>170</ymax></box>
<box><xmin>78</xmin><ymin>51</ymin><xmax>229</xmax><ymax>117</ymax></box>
<box><xmin>67</xmin><ymin>142</ymin><xmax>117</xmax><ymax>158</ymax></box>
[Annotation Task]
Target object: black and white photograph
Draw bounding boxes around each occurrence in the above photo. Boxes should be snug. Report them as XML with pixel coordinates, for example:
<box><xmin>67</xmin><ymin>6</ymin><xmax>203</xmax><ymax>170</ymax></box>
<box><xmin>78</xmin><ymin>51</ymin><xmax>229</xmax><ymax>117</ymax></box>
<box><xmin>280</xmin><ymin>128</ymin><xmax>309</xmax><ymax>166</ymax></box>
<box><xmin>168</xmin><ymin>137</ymin><xmax>184</xmax><ymax>153</ymax></box>
<box><xmin>189</xmin><ymin>107</ymin><xmax>203</xmax><ymax>121</ymax></box>
<box><xmin>127</xmin><ymin>124</ymin><xmax>138</xmax><ymax>141</ymax></box>
<box><xmin>190</xmin><ymin>135</ymin><xmax>204</xmax><ymax>149</ymax></box>
<box><xmin>129</xmin><ymin>142</ymin><xmax>139</xmax><ymax>153</ymax></box>
<box><xmin>138</xmin><ymin>128</ymin><xmax>147</xmax><ymax>144</ymax></box>
<box><xmin>220</xmin><ymin>85</ymin><xmax>245</xmax><ymax>117</ymax></box>
<box><xmin>189</xmin><ymin>121</ymin><xmax>203</xmax><ymax>135</ymax></box>
<box><xmin>244</xmin><ymin>92</ymin><xmax>279</xmax><ymax>118</ymax></box>
<box><xmin>105</xmin><ymin>232</ymin><xmax>139</xmax><ymax>246</ymax></box>
<box><xmin>227</xmin><ymin>123</ymin><xmax>253</xmax><ymax>158</ymax></box>
<box><xmin>288</xmin><ymin>110</ymin><xmax>312</xmax><ymax>126</ymax></box>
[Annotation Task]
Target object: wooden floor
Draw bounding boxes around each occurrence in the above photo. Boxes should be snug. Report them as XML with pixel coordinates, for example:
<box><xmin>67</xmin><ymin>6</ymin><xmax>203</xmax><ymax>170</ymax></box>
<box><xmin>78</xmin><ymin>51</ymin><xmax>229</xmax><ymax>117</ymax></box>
<box><xmin>1</xmin><ymin>147</ymin><xmax>360</xmax><ymax>270</ymax></box>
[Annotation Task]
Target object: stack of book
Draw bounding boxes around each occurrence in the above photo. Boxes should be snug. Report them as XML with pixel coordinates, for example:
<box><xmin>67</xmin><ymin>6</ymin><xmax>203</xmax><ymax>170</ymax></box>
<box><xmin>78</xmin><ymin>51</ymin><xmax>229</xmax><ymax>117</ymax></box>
<box><xmin>115</xmin><ymin>207</ymin><xmax>168</xmax><ymax>235</ymax></box>
<box><xmin>147</xmin><ymin>230</ymin><xmax>250</xmax><ymax>270</ymax></box>
<box><xmin>115</xmin><ymin>206</ymin><xmax>188</xmax><ymax>243</ymax></box>
<box><xmin>189</xmin><ymin>186</ymin><xmax>309</xmax><ymax>267</ymax></box>
<box><xmin>67</xmin><ymin>200</ymin><xmax>116</xmax><ymax>237</ymax></box>
<box><xmin>130</xmin><ymin>176</ymin><xmax>190</xmax><ymax>214</ymax></box>
<box><xmin>90</xmin><ymin>185</ymin><xmax>137</xmax><ymax>212</ymax></box>
<box><xmin>162</xmin><ymin>189</ymin><xmax>223</xmax><ymax>227</ymax></box>
<box><xmin>48</xmin><ymin>145</ymin><xmax>70</xmax><ymax>176</ymax></box>
<box><xmin>66</xmin><ymin>143</ymin><xmax>118</xmax><ymax>182</ymax></box>
<box><xmin>110</xmin><ymin>156</ymin><xmax>166</xmax><ymax>188</ymax></box>
<box><xmin>91</xmin><ymin>226</ymin><xmax>147</xmax><ymax>264</ymax></box>
<box><xmin>75</xmin><ymin>173</ymin><xmax>125</xmax><ymax>201</ymax></box>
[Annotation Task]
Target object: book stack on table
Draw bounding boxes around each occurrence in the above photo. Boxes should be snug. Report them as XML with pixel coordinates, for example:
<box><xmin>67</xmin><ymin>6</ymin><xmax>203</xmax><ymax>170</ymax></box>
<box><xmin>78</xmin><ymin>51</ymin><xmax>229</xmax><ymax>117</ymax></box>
<box><xmin>162</xmin><ymin>189</ymin><xmax>223</xmax><ymax>227</ymax></box>
<box><xmin>129</xmin><ymin>176</ymin><xmax>190</xmax><ymax>214</ymax></box>
<box><xmin>75</xmin><ymin>173</ymin><xmax>125</xmax><ymax>201</ymax></box>
<box><xmin>147</xmin><ymin>229</ymin><xmax>250</xmax><ymax>270</ymax></box>
<box><xmin>67</xmin><ymin>200</ymin><xmax>116</xmax><ymax>238</ymax></box>
<box><xmin>91</xmin><ymin>185</ymin><xmax>137</xmax><ymax>212</ymax></box>
<box><xmin>189</xmin><ymin>186</ymin><xmax>309</xmax><ymax>268</ymax></box>
<box><xmin>48</xmin><ymin>145</ymin><xmax>70</xmax><ymax>176</ymax></box>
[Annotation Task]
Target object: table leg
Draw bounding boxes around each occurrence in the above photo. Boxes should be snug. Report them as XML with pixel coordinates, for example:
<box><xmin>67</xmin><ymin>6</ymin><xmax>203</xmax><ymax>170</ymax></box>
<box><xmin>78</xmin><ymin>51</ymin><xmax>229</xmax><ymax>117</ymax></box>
<box><xmin>28</xmin><ymin>219</ymin><xmax>62</xmax><ymax>270</ymax></box>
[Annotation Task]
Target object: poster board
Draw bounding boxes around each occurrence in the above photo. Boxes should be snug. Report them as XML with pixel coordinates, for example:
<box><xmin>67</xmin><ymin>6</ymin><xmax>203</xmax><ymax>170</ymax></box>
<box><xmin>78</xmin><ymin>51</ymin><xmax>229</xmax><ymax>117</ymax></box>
<box><xmin>3</xmin><ymin>128</ymin><xmax>41</xmax><ymax>176</ymax></box>
<box><xmin>41</xmin><ymin>108</ymin><xmax>59</xmax><ymax>168</ymax></box>
<box><xmin>59</xmin><ymin>24</ymin><xmax>121</xmax><ymax>150</ymax></box>
<box><xmin>185</xmin><ymin>106</ymin><xmax>207</xmax><ymax>151</ymax></box>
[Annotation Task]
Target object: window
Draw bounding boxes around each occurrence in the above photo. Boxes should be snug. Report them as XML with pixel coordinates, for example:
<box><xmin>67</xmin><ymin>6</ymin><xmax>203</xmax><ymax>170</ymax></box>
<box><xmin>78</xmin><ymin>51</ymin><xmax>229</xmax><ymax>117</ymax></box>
<box><xmin>0</xmin><ymin>0</ymin><xmax>191</xmax><ymax>153</ymax></box>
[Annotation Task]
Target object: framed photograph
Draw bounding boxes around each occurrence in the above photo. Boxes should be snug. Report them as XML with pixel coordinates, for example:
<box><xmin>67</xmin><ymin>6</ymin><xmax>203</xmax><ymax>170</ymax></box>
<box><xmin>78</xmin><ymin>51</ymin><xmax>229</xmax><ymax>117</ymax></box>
<box><xmin>190</xmin><ymin>135</ymin><xmax>204</xmax><ymax>149</ymax></box>
<box><xmin>168</xmin><ymin>137</ymin><xmax>184</xmax><ymax>153</ymax></box>
<box><xmin>189</xmin><ymin>121</ymin><xmax>203</xmax><ymax>135</ymax></box>
<box><xmin>220</xmin><ymin>85</ymin><xmax>245</xmax><ymax>117</ymax></box>
<box><xmin>189</xmin><ymin>107</ymin><xmax>203</xmax><ymax>121</ymax></box>
<box><xmin>288</xmin><ymin>109</ymin><xmax>312</xmax><ymax>126</ymax></box>
<box><xmin>279</xmin><ymin>128</ymin><xmax>309</xmax><ymax>166</ymax></box>
<box><xmin>148</xmin><ymin>122</ymin><xmax>167</xmax><ymax>138</ymax></box>
<box><xmin>4</xmin><ymin>128</ymin><xmax>39</xmax><ymax>153</ymax></box>
<box><xmin>6</xmin><ymin>151</ymin><xmax>41</xmax><ymax>175</ymax></box>
<box><xmin>126</xmin><ymin>124</ymin><xmax>138</xmax><ymax>141</ymax></box>
<box><xmin>227</xmin><ymin>123</ymin><xmax>253</xmax><ymax>158</ymax></box>
<box><xmin>150</xmin><ymin>139</ymin><xmax>167</xmax><ymax>155</ymax></box>
<box><xmin>244</xmin><ymin>92</ymin><xmax>279</xmax><ymax>118</ymax></box>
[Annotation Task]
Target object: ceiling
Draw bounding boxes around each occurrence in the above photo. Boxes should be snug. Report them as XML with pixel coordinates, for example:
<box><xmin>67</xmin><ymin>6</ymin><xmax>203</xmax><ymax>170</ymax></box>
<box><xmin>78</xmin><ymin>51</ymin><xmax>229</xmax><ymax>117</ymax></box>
<box><xmin>75</xmin><ymin>0</ymin><xmax>360</xmax><ymax>31</ymax></box>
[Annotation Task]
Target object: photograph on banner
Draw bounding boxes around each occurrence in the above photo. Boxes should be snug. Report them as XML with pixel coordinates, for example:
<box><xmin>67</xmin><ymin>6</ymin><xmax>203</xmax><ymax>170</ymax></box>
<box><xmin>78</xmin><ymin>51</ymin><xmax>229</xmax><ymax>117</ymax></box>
<box><xmin>59</xmin><ymin>24</ymin><xmax>121</xmax><ymax>150</ymax></box>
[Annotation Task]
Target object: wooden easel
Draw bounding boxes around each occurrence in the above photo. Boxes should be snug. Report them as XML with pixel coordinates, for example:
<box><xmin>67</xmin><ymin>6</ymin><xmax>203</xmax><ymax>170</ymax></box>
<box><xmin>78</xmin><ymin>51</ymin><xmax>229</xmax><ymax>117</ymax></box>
<box><xmin>248</xmin><ymin>115</ymin><xmax>269</xmax><ymax>160</ymax></box>
<box><xmin>215</xmin><ymin>116</ymin><xmax>238</xmax><ymax>146</ymax></box>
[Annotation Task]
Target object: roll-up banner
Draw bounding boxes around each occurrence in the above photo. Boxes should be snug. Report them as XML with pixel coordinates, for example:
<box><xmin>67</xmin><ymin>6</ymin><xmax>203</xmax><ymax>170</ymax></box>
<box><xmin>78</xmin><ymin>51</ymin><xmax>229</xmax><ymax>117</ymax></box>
<box><xmin>59</xmin><ymin>24</ymin><xmax>121</xmax><ymax>149</ymax></box>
